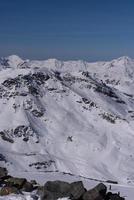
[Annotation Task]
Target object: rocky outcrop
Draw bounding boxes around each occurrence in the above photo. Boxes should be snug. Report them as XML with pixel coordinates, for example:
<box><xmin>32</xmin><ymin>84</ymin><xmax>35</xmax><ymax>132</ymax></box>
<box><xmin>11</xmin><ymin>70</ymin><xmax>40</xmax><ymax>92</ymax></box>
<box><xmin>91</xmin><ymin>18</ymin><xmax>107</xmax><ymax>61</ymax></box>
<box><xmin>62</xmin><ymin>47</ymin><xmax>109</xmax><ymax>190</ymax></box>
<box><xmin>0</xmin><ymin>125</ymin><xmax>39</xmax><ymax>143</ymax></box>
<box><xmin>0</xmin><ymin>168</ymin><xmax>38</xmax><ymax>196</ymax></box>
<box><xmin>0</xmin><ymin>167</ymin><xmax>125</xmax><ymax>200</ymax></box>
<box><xmin>38</xmin><ymin>181</ymin><xmax>124</xmax><ymax>200</ymax></box>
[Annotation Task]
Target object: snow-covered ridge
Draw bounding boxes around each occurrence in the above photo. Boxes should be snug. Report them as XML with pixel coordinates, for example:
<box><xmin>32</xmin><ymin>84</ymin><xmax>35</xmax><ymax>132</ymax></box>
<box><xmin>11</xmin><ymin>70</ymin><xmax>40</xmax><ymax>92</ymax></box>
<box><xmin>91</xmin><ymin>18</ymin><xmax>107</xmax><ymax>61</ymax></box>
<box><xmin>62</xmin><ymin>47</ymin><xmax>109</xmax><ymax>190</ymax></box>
<box><xmin>0</xmin><ymin>55</ymin><xmax>134</xmax><ymax>186</ymax></box>
<box><xmin>1</xmin><ymin>55</ymin><xmax>134</xmax><ymax>70</ymax></box>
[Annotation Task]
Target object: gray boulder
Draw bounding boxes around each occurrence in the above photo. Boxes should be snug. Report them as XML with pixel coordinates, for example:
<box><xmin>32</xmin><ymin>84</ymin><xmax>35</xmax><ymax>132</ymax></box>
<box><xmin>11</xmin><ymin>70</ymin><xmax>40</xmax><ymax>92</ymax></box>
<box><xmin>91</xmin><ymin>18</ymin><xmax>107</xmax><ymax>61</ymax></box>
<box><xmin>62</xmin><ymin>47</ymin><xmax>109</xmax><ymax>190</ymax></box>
<box><xmin>70</xmin><ymin>181</ymin><xmax>86</xmax><ymax>199</ymax></box>
<box><xmin>83</xmin><ymin>183</ymin><xmax>107</xmax><ymax>200</ymax></box>
<box><xmin>44</xmin><ymin>180</ymin><xmax>71</xmax><ymax>196</ymax></box>
<box><xmin>0</xmin><ymin>167</ymin><xmax>8</xmax><ymax>178</ymax></box>
<box><xmin>37</xmin><ymin>180</ymin><xmax>71</xmax><ymax>200</ymax></box>
<box><xmin>37</xmin><ymin>186</ymin><xmax>56</xmax><ymax>200</ymax></box>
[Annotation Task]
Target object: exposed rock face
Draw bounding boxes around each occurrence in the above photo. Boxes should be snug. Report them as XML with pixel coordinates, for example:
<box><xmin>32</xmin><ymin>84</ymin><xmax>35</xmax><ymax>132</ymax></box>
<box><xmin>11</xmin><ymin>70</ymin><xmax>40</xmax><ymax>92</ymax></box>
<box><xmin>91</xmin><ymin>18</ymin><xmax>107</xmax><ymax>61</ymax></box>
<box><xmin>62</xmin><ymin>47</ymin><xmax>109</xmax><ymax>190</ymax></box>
<box><xmin>0</xmin><ymin>126</ymin><xmax>39</xmax><ymax>143</ymax></box>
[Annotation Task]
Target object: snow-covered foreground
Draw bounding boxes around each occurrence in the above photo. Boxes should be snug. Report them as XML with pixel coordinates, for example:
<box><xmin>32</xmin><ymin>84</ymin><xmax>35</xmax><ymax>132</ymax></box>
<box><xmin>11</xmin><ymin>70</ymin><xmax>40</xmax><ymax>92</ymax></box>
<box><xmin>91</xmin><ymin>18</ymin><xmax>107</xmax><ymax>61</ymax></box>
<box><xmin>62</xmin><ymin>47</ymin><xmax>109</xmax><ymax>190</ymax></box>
<box><xmin>0</xmin><ymin>194</ymin><xmax>33</xmax><ymax>200</ymax></box>
<box><xmin>0</xmin><ymin>55</ymin><xmax>134</xmax><ymax>190</ymax></box>
<box><xmin>0</xmin><ymin>172</ymin><xmax>134</xmax><ymax>200</ymax></box>
<box><xmin>0</xmin><ymin>195</ymin><xmax>69</xmax><ymax>200</ymax></box>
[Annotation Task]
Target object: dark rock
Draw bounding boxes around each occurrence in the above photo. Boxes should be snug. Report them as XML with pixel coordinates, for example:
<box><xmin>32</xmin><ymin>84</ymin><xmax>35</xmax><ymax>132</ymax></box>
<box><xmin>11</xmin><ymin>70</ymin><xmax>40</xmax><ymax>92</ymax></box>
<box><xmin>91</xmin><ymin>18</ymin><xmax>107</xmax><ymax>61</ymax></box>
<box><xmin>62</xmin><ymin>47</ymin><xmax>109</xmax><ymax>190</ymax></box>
<box><xmin>0</xmin><ymin>175</ymin><xmax>12</xmax><ymax>184</ymax></box>
<box><xmin>105</xmin><ymin>192</ymin><xmax>125</xmax><ymax>200</ymax></box>
<box><xmin>95</xmin><ymin>85</ymin><xmax>118</xmax><ymax>99</ymax></box>
<box><xmin>30</xmin><ymin>180</ymin><xmax>38</xmax><ymax>185</ymax></box>
<box><xmin>82</xmin><ymin>98</ymin><xmax>90</xmax><ymax>104</ymax></box>
<box><xmin>13</xmin><ymin>126</ymin><xmax>28</xmax><ymax>137</ymax></box>
<box><xmin>0</xmin><ymin>154</ymin><xmax>7</xmax><ymax>163</ymax></box>
<box><xmin>0</xmin><ymin>167</ymin><xmax>8</xmax><ymax>179</ymax></box>
<box><xmin>55</xmin><ymin>71</ymin><xmax>62</xmax><ymax>81</ymax></box>
<box><xmin>48</xmin><ymin>88</ymin><xmax>57</xmax><ymax>91</ymax></box>
<box><xmin>28</xmin><ymin>85</ymin><xmax>39</xmax><ymax>95</ymax></box>
<box><xmin>100</xmin><ymin>113</ymin><xmax>116</xmax><ymax>124</ymax></box>
<box><xmin>44</xmin><ymin>180</ymin><xmax>71</xmax><ymax>198</ymax></box>
<box><xmin>38</xmin><ymin>187</ymin><xmax>55</xmax><ymax>200</ymax></box>
<box><xmin>0</xmin><ymin>126</ymin><xmax>38</xmax><ymax>143</ymax></box>
<box><xmin>2</xmin><ymin>78</ymin><xmax>19</xmax><ymax>89</ymax></box>
<box><xmin>0</xmin><ymin>186</ymin><xmax>19</xmax><ymax>196</ymax></box>
<box><xmin>13</xmin><ymin>125</ymin><xmax>37</xmax><ymax>142</ymax></box>
<box><xmin>0</xmin><ymin>131</ymin><xmax>14</xmax><ymax>143</ymax></box>
<box><xmin>82</xmin><ymin>71</ymin><xmax>90</xmax><ymax>78</ymax></box>
<box><xmin>32</xmin><ymin>72</ymin><xmax>50</xmax><ymax>84</ymax></box>
<box><xmin>44</xmin><ymin>180</ymin><xmax>70</xmax><ymax>194</ymax></box>
<box><xmin>32</xmin><ymin>109</ymin><xmax>44</xmax><ymax>117</ymax></box>
<box><xmin>22</xmin><ymin>181</ymin><xmax>34</xmax><ymax>192</ymax></box>
<box><xmin>70</xmin><ymin>181</ymin><xmax>85</xmax><ymax>199</ymax></box>
<box><xmin>116</xmin><ymin>100</ymin><xmax>126</xmax><ymax>104</ymax></box>
<box><xmin>106</xmin><ymin>180</ymin><xmax>118</xmax><ymax>184</ymax></box>
<box><xmin>83</xmin><ymin>183</ymin><xmax>107</xmax><ymax>200</ymax></box>
<box><xmin>96</xmin><ymin>183</ymin><xmax>107</xmax><ymax>196</ymax></box>
<box><xmin>5</xmin><ymin>177</ymin><xmax>26</xmax><ymax>189</ymax></box>
<box><xmin>23</xmin><ymin>137</ymin><xmax>29</xmax><ymax>142</ymax></box>
<box><xmin>29</xmin><ymin>160</ymin><xmax>55</xmax><ymax>169</ymax></box>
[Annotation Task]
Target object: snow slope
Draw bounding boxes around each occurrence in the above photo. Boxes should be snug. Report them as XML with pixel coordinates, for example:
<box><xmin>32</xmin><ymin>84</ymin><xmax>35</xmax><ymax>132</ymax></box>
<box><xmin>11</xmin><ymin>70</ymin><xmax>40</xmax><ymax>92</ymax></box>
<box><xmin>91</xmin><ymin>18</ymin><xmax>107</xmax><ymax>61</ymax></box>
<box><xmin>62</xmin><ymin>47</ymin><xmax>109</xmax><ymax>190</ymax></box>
<box><xmin>0</xmin><ymin>55</ymin><xmax>134</xmax><ymax>185</ymax></box>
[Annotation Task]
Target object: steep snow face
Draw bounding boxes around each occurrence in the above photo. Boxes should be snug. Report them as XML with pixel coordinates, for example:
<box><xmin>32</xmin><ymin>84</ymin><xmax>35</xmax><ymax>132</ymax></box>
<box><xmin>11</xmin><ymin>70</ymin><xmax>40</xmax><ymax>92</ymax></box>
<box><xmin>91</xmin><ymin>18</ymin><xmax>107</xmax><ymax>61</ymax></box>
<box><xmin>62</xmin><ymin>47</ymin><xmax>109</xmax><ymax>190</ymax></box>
<box><xmin>0</xmin><ymin>55</ymin><xmax>134</xmax><ymax>185</ymax></box>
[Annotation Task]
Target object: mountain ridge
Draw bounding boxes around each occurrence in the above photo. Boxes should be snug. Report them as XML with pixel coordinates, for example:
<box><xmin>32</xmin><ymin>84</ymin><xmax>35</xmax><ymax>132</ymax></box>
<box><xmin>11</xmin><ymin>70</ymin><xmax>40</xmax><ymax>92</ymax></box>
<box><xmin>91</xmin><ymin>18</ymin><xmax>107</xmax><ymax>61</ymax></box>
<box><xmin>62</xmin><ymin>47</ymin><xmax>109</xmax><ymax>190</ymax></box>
<box><xmin>1</xmin><ymin>55</ymin><xmax>133</xmax><ymax>68</ymax></box>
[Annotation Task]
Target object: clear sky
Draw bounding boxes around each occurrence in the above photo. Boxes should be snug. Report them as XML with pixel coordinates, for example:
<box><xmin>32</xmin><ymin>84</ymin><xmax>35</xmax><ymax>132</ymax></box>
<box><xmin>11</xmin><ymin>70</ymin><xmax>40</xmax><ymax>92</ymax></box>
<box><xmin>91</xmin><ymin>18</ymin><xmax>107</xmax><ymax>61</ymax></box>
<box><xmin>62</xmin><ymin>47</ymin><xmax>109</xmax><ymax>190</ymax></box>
<box><xmin>0</xmin><ymin>0</ymin><xmax>134</xmax><ymax>61</ymax></box>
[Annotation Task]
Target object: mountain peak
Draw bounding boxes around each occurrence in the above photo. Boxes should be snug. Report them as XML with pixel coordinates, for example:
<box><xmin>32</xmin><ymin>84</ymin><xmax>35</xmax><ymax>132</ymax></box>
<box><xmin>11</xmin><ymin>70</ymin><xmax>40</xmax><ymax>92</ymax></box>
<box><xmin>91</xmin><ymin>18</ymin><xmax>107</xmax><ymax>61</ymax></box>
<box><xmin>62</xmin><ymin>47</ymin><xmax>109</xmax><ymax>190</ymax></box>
<box><xmin>0</xmin><ymin>55</ymin><xmax>24</xmax><ymax>68</ymax></box>
<box><xmin>7</xmin><ymin>55</ymin><xmax>23</xmax><ymax>64</ymax></box>
<box><xmin>110</xmin><ymin>56</ymin><xmax>133</xmax><ymax>67</ymax></box>
<box><xmin>117</xmin><ymin>56</ymin><xmax>131</xmax><ymax>61</ymax></box>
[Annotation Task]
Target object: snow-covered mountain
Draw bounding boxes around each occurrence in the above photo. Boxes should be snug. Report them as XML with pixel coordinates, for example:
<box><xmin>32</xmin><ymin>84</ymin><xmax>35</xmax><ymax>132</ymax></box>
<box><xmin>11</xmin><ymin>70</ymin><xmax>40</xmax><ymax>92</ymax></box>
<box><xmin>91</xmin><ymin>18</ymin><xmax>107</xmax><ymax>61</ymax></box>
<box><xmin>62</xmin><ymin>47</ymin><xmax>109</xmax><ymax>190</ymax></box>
<box><xmin>0</xmin><ymin>55</ymin><xmax>134</xmax><ymax>185</ymax></box>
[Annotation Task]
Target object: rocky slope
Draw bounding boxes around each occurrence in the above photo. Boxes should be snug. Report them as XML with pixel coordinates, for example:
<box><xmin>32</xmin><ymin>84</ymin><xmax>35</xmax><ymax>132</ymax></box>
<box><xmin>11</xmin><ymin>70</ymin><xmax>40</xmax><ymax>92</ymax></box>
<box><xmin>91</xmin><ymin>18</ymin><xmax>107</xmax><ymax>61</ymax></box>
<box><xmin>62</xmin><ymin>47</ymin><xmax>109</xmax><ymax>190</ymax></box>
<box><xmin>0</xmin><ymin>55</ymin><xmax>134</xmax><ymax>184</ymax></box>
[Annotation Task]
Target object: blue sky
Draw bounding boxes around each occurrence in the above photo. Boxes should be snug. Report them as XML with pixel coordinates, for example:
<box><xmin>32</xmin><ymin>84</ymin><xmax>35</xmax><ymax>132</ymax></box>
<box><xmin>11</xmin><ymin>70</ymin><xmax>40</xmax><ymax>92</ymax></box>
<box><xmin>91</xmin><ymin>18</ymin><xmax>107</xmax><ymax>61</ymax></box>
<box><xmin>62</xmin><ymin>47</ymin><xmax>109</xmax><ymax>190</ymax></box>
<box><xmin>0</xmin><ymin>0</ymin><xmax>134</xmax><ymax>61</ymax></box>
